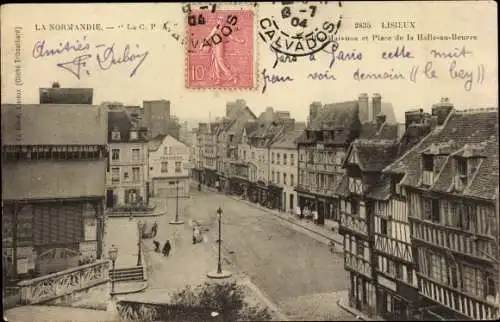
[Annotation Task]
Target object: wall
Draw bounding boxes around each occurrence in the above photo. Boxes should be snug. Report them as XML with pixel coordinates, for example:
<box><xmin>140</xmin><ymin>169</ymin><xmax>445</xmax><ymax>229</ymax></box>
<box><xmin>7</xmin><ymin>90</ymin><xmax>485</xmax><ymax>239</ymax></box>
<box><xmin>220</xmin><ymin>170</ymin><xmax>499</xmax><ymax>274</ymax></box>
<box><xmin>270</xmin><ymin>147</ymin><xmax>298</xmax><ymax>212</ymax></box>
<box><xmin>149</xmin><ymin>136</ymin><xmax>190</xmax><ymax>179</ymax></box>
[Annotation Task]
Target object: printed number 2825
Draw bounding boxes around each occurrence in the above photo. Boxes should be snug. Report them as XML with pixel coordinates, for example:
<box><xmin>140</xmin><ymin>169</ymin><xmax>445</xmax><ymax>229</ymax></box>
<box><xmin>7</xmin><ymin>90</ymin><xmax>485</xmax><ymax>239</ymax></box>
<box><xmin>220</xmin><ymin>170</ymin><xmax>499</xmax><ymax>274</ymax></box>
<box><xmin>354</xmin><ymin>22</ymin><xmax>371</xmax><ymax>29</ymax></box>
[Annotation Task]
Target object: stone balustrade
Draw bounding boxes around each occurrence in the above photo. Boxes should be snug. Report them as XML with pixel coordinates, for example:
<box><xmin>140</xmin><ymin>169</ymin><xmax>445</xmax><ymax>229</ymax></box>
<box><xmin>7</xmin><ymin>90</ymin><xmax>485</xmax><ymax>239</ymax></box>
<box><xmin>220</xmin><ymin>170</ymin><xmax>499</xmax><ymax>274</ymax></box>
<box><xmin>18</xmin><ymin>259</ymin><xmax>110</xmax><ymax>305</ymax></box>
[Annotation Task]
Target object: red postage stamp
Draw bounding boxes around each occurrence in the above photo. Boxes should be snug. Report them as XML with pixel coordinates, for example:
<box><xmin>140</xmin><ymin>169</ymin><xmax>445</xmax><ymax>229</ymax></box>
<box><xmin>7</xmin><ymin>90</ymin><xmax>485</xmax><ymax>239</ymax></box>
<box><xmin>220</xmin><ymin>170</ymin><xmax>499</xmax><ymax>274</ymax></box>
<box><xmin>186</xmin><ymin>9</ymin><xmax>256</xmax><ymax>90</ymax></box>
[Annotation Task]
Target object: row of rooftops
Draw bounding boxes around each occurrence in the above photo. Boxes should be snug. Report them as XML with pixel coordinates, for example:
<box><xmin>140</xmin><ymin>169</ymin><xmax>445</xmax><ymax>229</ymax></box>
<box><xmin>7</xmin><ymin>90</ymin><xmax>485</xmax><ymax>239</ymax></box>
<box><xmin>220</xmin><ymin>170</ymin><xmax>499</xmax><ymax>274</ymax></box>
<box><xmin>335</xmin><ymin>103</ymin><xmax>498</xmax><ymax>202</ymax></box>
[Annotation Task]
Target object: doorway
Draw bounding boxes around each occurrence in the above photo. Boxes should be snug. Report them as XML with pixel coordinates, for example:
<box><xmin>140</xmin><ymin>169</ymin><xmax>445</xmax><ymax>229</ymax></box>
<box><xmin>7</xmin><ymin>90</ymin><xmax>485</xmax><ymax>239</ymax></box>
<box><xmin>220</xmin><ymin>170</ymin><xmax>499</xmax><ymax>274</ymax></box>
<box><xmin>289</xmin><ymin>193</ymin><xmax>294</xmax><ymax>212</ymax></box>
<box><xmin>106</xmin><ymin>189</ymin><xmax>114</xmax><ymax>208</ymax></box>
<box><xmin>283</xmin><ymin>192</ymin><xmax>286</xmax><ymax>211</ymax></box>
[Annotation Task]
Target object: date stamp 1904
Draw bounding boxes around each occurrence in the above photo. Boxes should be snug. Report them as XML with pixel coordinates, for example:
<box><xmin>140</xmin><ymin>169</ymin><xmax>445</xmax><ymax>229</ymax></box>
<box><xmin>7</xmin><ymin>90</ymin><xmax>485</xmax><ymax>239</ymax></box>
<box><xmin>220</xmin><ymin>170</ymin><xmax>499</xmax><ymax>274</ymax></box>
<box><xmin>186</xmin><ymin>9</ymin><xmax>255</xmax><ymax>90</ymax></box>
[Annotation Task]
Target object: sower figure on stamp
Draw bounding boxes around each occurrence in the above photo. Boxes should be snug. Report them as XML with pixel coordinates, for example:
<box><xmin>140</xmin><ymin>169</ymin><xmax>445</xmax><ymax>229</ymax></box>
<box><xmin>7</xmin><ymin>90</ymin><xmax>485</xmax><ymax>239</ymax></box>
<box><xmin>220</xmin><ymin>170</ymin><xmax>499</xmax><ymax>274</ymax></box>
<box><xmin>201</xmin><ymin>16</ymin><xmax>245</xmax><ymax>85</ymax></box>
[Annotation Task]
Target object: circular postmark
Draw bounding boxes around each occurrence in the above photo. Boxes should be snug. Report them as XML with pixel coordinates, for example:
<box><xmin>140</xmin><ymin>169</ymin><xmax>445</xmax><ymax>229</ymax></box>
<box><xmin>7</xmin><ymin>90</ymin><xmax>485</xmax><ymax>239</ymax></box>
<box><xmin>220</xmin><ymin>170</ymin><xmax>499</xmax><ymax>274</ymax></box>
<box><xmin>258</xmin><ymin>2</ymin><xmax>343</xmax><ymax>57</ymax></box>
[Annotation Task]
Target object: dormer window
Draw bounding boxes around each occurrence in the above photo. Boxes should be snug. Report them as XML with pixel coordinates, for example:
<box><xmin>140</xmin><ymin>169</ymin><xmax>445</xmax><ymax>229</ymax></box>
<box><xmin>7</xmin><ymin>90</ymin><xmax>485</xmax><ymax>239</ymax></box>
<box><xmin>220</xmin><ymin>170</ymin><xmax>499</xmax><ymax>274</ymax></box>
<box><xmin>454</xmin><ymin>157</ymin><xmax>469</xmax><ymax>191</ymax></box>
<box><xmin>111</xmin><ymin>130</ymin><xmax>121</xmax><ymax>140</ymax></box>
<box><xmin>130</xmin><ymin>131</ymin><xmax>138</xmax><ymax>140</ymax></box>
<box><xmin>422</xmin><ymin>154</ymin><xmax>434</xmax><ymax>171</ymax></box>
<box><xmin>456</xmin><ymin>157</ymin><xmax>468</xmax><ymax>177</ymax></box>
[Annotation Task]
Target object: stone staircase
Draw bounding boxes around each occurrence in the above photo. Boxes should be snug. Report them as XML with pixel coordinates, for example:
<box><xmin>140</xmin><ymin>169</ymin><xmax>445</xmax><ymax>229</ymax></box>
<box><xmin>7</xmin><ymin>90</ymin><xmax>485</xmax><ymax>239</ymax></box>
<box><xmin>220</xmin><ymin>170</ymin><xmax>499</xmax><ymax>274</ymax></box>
<box><xmin>110</xmin><ymin>266</ymin><xmax>144</xmax><ymax>282</ymax></box>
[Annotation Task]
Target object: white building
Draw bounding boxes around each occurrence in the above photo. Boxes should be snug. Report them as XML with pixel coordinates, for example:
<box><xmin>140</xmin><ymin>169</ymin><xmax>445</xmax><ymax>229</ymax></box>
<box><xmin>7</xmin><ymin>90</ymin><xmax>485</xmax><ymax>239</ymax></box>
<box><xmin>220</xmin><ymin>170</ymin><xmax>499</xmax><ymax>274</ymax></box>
<box><xmin>269</xmin><ymin>130</ymin><xmax>302</xmax><ymax>213</ymax></box>
<box><xmin>148</xmin><ymin>134</ymin><xmax>190</xmax><ymax>198</ymax></box>
<box><xmin>107</xmin><ymin>110</ymin><xmax>149</xmax><ymax>208</ymax></box>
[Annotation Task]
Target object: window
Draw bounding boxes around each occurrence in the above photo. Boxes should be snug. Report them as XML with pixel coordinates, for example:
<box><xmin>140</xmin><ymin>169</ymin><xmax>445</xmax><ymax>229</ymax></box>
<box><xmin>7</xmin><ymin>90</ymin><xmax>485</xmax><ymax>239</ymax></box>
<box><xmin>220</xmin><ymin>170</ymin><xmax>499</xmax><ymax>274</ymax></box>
<box><xmin>485</xmin><ymin>274</ymin><xmax>496</xmax><ymax>298</ymax></box>
<box><xmin>132</xmin><ymin>167</ymin><xmax>140</xmax><ymax>182</ymax></box>
<box><xmin>283</xmin><ymin>154</ymin><xmax>287</xmax><ymax>165</ymax></box>
<box><xmin>448</xmin><ymin>264</ymin><xmax>459</xmax><ymax>289</ymax></box>
<box><xmin>430</xmin><ymin>253</ymin><xmax>447</xmax><ymax>284</ymax></box>
<box><xmin>356</xmin><ymin>241</ymin><xmax>364</xmax><ymax>257</ymax></box>
<box><xmin>283</xmin><ymin>173</ymin><xmax>287</xmax><ymax>185</ymax></box>
<box><xmin>463</xmin><ymin>265</ymin><xmax>483</xmax><ymax>297</ymax></box>
<box><xmin>111</xmin><ymin>167</ymin><xmax>120</xmax><ymax>183</ymax></box>
<box><xmin>290</xmin><ymin>154</ymin><xmax>295</xmax><ymax>166</ymax></box>
<box><xmin>422</xmin><ymin>198</ymin><xmax>440</xmax><ymax>222</ymax></box>
<box><xmin>351</xmin><ymin>199</ymin><xmax>359</xmax><ymax>215</ymax></box>
<box><xmin>252</xmin><ymin>152</ymin><xmax>255</xmax><ymax>160</ymax></box>
<box><xmin>422</xmin><ymin>154</ymin><xmax>434</xmax><ymax>171</ymax></box>
<box><xmin>130</xmin><ymin>131</ymin><xmax>138</xmax><ymax>140</ymax></box>
<box><xmin>164</xmin><ymin>147</ymin><xmax>169</xmax><ymax>155</ymax></box>
<box><xmin>457</xmin><ymin>157</ymin><xmax>468</xmax><ymax>176</ymax></box>
<box><xmin>380</xmin><ymin>217</ymin><xmax>389</xmax><ymax>235</ymax></box>
<box><xmin>277</xmin><ymin>153</ymin><xmax>281</xmax><ymax>164</ymax></box>
<box><xmin>112</xmin><ymin>149</ymin><xmax>120</xmax><ymax>161</ymax></box>
<box><xmin>111</xmin><ymin>130</ymin><xmax>121</xmax><ymax>140</ymax></box>
<box><xmin>243</xmin><ymin>151</ymin><xmax>247</xmax><ymax>160</ymax></box>
<box><xmin>290</xmin><ymin>174</ymin><xmax>294</xmax><ymax>186</ymax></box>
<box><xmin>271</xmin><ymin>152</ymin><xmax>275</xmax><ymax>164</ymax></box>
<box><xmin>161</xmin><ymin>161</ymin><xmax>168</xmax><ymax>173</ymax></box>
<box><xmin>132</xmin><ymin>148</ymin><xmax>140</xmax><ymax>161</ymax></box>
<box><xmin>277</xmin><ymin>171</ymin><xmax>280</xmax><ymax>184</ymax></box>
<box><xmin>124</xmin><ymin>171</ymin><xmax>129</xmax><ymax>180</ymax></box>
<box><xmin>175</xmin><ymin>161</ymin><xmax>182</xmax><ymax>173</ymax></box>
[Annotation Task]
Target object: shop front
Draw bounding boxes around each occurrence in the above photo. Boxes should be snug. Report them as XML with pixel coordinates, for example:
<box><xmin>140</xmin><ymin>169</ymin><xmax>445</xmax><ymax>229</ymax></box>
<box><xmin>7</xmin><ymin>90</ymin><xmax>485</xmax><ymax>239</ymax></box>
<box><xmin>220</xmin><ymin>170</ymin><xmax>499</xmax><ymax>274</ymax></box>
<box><xmin>267</xmin><ymin>183</ymin><xmax>283</xmax><ymax>210</ymax></box>
<box><xmin>375</xmin><ymin>274</ymin><xmax>420</xmax><ymax>320</ymax></box>
<box><xmin>348</xmin><ymin>271</ymin><xmax>376</xmax><ymax>318</ymax></box>
<box><xmin>295</xmin><ymin>186</ymin><xmax>317</xmax><ymax>217</ymax></box>
<box><xmin>249</xmin><ymin>181</ymin><xmax>268</xmax><ymax>206</ymax></box>
<box><xmin>203</xmin><ymin>168</ymin><xmax>218</xmax><ymax>187</ymax></box>
<box><xmin>229</xmin><ymin>176</ymin><xmax>250</xmax><ymax>198</ymax></box>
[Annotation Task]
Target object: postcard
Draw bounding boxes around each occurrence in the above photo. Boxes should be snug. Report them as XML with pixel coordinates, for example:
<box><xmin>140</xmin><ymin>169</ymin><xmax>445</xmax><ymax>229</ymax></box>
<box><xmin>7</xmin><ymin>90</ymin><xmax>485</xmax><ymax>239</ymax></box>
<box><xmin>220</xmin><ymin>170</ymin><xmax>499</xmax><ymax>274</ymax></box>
<box><xmin>1</xmin><ymin>2</ymin><xmax>498</xmax><ymax>322</ymax></box>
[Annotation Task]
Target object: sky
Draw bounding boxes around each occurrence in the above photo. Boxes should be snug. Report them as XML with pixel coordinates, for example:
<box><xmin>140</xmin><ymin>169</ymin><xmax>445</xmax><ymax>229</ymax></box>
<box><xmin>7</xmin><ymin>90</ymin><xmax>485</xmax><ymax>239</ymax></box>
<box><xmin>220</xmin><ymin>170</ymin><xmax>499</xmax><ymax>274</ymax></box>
<box><xmin>1</xmin><ymin>2</ymin><xmax>497</xmax><ymax>125</ymax></box>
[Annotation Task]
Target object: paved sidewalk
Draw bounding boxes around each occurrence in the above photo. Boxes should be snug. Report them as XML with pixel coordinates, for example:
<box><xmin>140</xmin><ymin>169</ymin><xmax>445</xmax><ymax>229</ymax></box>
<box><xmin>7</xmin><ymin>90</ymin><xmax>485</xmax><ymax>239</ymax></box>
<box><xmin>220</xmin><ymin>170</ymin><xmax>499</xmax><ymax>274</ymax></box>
<box><xmin>104</xmin><ymin>217</ymin><xmax>141</xmax><ymax>269</ymax></box>
<box><xmin>5</xmin><ymin>305</ymin><xmax>117</xmax><ymax>322</ymax></box>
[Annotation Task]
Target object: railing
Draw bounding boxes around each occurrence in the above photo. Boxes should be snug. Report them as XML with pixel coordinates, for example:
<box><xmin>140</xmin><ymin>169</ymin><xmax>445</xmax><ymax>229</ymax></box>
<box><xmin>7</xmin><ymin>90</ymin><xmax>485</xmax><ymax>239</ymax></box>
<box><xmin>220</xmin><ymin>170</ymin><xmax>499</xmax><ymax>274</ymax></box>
<box><xmin>412</xmin><ymin>220</ymin><xmax>496</xmax><ymax>261</ymax></box>
<box><xmin>18</xmin><ymin>259</ymin><xmax>110</xmax><ymax>305</ymax></box>
<box><xmin>341</xmin><ymin>212</ymin><xmax>368</xmax><ymax>235</ymax></box>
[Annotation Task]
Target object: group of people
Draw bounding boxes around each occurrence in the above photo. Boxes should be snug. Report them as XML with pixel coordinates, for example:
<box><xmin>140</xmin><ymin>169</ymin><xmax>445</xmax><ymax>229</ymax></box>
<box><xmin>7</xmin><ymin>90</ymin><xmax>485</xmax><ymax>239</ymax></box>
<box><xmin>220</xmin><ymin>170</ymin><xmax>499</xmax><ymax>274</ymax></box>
<box><xmin>153</xmin><ymin>239</ymin><xmax>171</xmax><ymax>257</ymax></box>
<box><xmin>295</xmin><ymin>205</ymin><xmax>319</xmax><ymax>223</ymax></box>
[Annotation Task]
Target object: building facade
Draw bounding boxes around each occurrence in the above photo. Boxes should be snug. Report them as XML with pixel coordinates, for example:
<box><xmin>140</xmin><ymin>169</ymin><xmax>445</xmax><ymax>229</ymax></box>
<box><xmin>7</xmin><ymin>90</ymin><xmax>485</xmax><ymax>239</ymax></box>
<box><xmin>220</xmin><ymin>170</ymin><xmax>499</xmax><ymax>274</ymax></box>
<box><xmin>385</xmin><ymin>103</ymin><xmax>499</xmax><ymax>320</ymax></box>
<box><xmin>106</xmin><ymin>111</ymin><xmax>149</xmax><ymax>208</ymax></box>
<box><xmin>202</xmin><ymin>122</ymin><xmax>221</xmax><ymax>188</ymax></box>
<box><xmin>216</xmin><ymin>101</ymin><xmax>257</xmax><ymax>192</ymax></box>
<box><xmin>269</xmin><ymin>130</ymin><xmax>303</xmax><ymax>213</ymax></box>
<box><xmin>2</xmin><ymin>101</ymin><xmax>107</xmax><ymax>279</ymax></box>
<box><xmin>149</xmin><ymin>134</ymin><xmax>190</xmax><ymax>198</ymax></box>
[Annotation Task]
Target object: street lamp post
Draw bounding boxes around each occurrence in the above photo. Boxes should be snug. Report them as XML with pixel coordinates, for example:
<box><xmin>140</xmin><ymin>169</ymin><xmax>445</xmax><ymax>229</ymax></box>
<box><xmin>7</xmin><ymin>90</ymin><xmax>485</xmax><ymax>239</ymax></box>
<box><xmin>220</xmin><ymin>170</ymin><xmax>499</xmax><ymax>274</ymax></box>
<box><xmin>108</xmin><ymin>245</ymin><xmax>118</xmax><ymax>294</ymax></box>
<box><xmin>170</xmin><ymin>179</ymin><xmax>184</xmax><ymax>225</ymax></box>
<box><xmin>207</xmin><ymin>206</ymin><xmax>231</xmax><ymax>279</ymax></box>
<box><xmin>137</xmin><ymin>222</ymin><xmax>143</xmax><ymax>266</ymax></box>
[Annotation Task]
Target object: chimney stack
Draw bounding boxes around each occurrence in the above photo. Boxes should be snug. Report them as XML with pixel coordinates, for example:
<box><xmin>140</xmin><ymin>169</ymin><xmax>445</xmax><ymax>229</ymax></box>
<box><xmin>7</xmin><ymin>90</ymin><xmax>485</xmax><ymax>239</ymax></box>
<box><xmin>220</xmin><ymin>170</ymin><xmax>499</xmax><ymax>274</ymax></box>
<box><xmin>309</xmin><ymin>102</ymin><xmax>322</xmax><ymax>125</ymax></box>
<box><xmin>376</xmin><ymin>114</ymin><xmax>386</xmax><ymax>130</ymax></box>
<box><xmin>372</xmin><ymin>93</ymin><xmax>382</xmax><ymax>122</ymax></box>
<box><xmin>431</xmin><ymin>97</ymin><xmax>454</xmax><ymax>126</ymax></box>
<box><xmin>358</xmin><ymin>94</ymin><xmax>369</xmax><ymax>122</ymax></box>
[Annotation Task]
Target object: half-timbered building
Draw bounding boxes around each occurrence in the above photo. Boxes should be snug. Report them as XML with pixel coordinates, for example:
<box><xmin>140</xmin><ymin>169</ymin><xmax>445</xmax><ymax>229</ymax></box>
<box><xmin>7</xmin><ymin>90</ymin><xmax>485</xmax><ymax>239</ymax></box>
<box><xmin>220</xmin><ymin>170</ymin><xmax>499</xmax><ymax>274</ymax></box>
<box><xmin>296</xmin><ymin>94</ymin><xmax>396</xmax><ymax>226</ymax></box>
<box><xmin>336</xmin><ymin>112</ymin><xmax>401</xmax><ymax>318</ymax></box>
<box><xmin>385</xmin><ymin>101</ymin><xmax>499</xmax><ymax>320</ymax></box>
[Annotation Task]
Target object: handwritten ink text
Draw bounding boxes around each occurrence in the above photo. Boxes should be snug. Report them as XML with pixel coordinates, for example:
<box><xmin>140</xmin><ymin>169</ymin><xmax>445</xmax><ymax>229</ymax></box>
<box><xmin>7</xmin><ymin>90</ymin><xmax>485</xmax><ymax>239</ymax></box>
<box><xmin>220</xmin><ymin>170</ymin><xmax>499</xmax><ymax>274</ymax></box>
<box><xmin>261</xmin><ymin>68</ymin><xmax>294</xmax><ymax>94</ymax></box>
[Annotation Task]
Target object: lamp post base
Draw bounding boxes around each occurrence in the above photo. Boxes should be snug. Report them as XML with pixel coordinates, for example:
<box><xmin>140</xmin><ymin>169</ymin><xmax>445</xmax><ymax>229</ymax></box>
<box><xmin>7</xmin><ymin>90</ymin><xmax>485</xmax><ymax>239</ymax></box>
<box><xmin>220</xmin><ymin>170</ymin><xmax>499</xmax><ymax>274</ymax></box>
<box><xmin>207</xmin><ymin>270</ymin><xmax>232</xmax><ymax>279</ymax></box>
<box><xmin>169</xmin><ymin>220</ymin><xmax>185</xmax><ymax>225</ymax></box>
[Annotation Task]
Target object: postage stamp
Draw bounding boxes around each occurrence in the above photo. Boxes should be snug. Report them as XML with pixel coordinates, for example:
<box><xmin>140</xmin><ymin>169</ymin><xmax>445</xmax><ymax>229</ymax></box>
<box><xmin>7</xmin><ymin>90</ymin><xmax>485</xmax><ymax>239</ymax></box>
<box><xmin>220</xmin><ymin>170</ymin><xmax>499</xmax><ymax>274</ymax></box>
<box><xmin>185</xmin><ymin>7</ymin><xmax>256</xmax><ymax>90</ymax></box>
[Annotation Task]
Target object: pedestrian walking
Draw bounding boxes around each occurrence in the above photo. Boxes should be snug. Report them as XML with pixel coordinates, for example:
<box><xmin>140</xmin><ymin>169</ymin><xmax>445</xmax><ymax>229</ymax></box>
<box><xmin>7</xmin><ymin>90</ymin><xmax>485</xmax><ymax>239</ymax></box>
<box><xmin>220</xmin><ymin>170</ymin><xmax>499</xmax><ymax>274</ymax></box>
<box><xmin>192</xmin><ymin>227</ymin><xmax>197</xmax><ymax>244</ymax></box>
<box><xmin>153</xmin><ymin>240</ymin><xmax>161</xmax><ymax>252</ymax></box>
<box><xmin>313</xmin><ymin>209</ymin><xmax>319</xmax><ymax>224</ymax></box>
<box><xmin>162</xmin><ymin>240</ymin><xmax>171</xmax><ymax>257</ymax></box>
<box><xmin>152</xmin><ymin>222</ymin><xmax>158</xmax><ymax>237</ymax></box>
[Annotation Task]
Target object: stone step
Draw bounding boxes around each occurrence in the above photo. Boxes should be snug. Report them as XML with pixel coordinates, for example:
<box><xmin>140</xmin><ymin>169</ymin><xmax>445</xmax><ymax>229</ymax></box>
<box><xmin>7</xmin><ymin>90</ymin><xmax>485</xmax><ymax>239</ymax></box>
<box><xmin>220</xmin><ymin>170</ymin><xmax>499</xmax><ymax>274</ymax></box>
<box><xmin>110</xmin><ymin>266</ymin><xmax>144</xmax><ymax>282</ymax></box>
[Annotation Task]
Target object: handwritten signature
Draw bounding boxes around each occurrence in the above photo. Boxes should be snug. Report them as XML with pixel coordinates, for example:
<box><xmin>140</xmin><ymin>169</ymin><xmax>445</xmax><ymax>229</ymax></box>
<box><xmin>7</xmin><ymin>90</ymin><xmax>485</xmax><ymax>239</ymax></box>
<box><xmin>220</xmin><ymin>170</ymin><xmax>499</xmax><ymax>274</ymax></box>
<box><xmin>32</xmin><ymin>37</ymin><xmax>149</xmax><ymax>79</ymax></box>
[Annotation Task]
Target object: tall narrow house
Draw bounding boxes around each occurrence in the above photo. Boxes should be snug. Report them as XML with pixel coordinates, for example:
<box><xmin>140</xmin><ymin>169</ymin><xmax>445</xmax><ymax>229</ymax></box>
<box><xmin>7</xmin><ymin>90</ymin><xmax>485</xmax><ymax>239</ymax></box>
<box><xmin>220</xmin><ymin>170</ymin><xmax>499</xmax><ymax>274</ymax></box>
<box><xmin>385</xmin><ymin>101</ymin><xmax>499</xmax><ymax>320</ymax></box>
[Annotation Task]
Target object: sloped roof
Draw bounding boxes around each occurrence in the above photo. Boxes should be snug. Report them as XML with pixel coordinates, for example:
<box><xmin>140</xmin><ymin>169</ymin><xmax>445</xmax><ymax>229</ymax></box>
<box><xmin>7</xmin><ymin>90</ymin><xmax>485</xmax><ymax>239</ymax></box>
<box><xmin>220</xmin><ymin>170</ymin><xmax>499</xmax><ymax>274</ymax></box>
<box><xmin>1</xmin><ymin>104</ymin><xmax>107</xmax><ymax>145</ymax></box>
<box><xmin>349</xmin><ymin>140</ymin><xmax>400</xmax><ymax>172</ymax></box>
<box><xmin>108</xmin><ymin>110</ymin><xmax>148</xmax><ymax>142</ymax></box>
<box><xmin>359</xmin><ymin>122</ymin><xmax>399</xmax><ymax>140</ymax></box>
<box><xmin>271</xmin><ymin>130</ymin><xmax>303</xmax><ymax>149</ymax></box>
<box><xmin>3</xmin><ymin>161</ymin><xmax>106</xmax><ymax>200</ymax></box>
<box><xmin>385</xmin><ymin>108</ymin><xmax>499</xmax><ymax>200</ymax></box>
<box><xmin>310</xmin><ymin>101</ymin><xmax>359</xmax><ymax>130</ymax></box>
<box><xmin>148</xmin><ymin>133</ymin><xmax>189</xmax><ymax>152</ymax></box>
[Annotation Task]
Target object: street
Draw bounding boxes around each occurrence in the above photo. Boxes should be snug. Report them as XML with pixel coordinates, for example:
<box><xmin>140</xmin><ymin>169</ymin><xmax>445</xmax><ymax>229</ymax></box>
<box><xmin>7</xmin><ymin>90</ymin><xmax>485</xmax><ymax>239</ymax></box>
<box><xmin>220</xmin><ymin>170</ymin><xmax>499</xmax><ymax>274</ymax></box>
<box><xmin>165</xmin><ymin>187</ymin><xmax>354</xmax><ymax>321</ymax></box>
<box><xmin>113</xmin><ymin>186</ymin><xmax>355</xmax><ymax>320</ymax></box>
